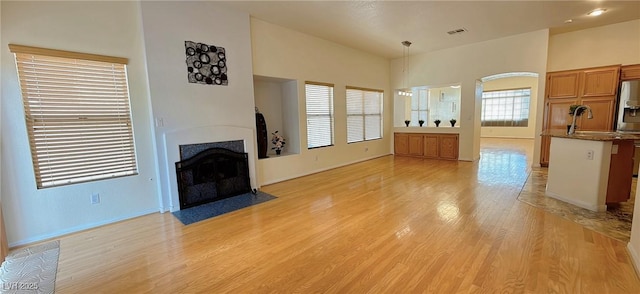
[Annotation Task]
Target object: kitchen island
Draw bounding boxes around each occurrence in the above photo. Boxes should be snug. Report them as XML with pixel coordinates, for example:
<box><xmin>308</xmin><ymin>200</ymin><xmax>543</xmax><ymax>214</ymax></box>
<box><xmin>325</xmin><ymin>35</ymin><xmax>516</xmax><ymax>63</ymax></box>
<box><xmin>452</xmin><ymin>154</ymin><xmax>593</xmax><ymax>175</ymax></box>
<box><xmin>545</xmin><ymin>130</ymin><xmax>640</xmax><ymax>212</ymax></box>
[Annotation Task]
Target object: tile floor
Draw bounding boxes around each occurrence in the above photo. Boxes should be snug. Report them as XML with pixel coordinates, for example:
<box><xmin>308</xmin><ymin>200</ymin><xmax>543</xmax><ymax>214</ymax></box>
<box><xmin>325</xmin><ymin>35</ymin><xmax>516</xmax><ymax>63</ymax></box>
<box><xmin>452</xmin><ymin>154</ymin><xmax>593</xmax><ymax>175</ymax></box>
<box><xmin>481</xmin><ymin>138</ymin><xmax>635</xmax><ymax>243</ymax></box>
<box><xmin>517</xmin><ymin>167</ymin><xmax>635</xmax><ymax>242</ymax></box>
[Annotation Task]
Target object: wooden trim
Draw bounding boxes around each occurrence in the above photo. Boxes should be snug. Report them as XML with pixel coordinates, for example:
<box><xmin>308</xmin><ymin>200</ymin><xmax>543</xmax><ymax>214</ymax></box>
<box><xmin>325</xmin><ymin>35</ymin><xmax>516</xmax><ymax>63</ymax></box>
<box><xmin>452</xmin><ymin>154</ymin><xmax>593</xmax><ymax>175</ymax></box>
<box><xmin>305</xmin><ymin>81</ymin><xmax>334</xmax><ymax>87</ymax></box>
<box><xmin>547</xmin><ymin>64</ymin><xmax>622</xmax><ymax>74</ymax></box>
<box><xmin>9</xmin><ymin>44</ymin><xmax>128</xmax><ymax>65</ymax></box>
<box><xmin>621</xmin><ymin>64</ymin><xmax>640</xmax><ymax>81</ymax></box>
<box><xmin>346</xmin><ymin>86</ymin><xmax>384</xmax><ymax>93</ymax></box>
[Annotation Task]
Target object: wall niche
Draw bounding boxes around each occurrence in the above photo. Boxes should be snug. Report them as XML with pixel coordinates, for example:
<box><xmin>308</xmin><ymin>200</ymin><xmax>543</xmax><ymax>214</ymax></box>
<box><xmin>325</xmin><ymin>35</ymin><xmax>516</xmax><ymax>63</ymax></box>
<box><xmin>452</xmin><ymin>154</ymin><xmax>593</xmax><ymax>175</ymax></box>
<box><xmin>253</xmin><ymin>75</ymin><xmax>300</xmax><ymax>158</ymax></box>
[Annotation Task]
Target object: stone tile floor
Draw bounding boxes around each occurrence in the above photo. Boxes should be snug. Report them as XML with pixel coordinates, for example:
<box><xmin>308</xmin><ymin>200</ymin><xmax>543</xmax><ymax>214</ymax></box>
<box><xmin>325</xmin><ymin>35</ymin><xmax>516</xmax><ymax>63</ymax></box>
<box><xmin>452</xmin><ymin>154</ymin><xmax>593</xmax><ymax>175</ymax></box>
<box><xmin>518</xmin><ymin>167</ymin><xmax>635</xmax><ymax>242</ymax></box>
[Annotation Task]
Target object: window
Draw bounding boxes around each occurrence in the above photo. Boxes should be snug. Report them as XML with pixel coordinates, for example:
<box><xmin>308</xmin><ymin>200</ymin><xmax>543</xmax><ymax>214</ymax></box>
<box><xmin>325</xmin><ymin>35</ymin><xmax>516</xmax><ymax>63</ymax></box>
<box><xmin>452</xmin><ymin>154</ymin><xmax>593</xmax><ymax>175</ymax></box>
<box><xmin>410</xmin><ymin>89</ymin><xmax>428</xmax><ymax>126</ymax></box>
<box><xmin>346</xmin><ymin>87</ymin><xmax>383</xmax><ymax>143</ymax></box>
<box><xmin>481</xmin><ymin>88</ymin><xmax>531</xmax><ymax>127</ymax></box>
<box><xmin>305</xmin><ymin>82</ymin><xmax>334</xmax><ymax>149</ymax></box>
<box><xmin>401</xmin><ymin>85</ymin><xmax>461</xmax><ymax>127</ymax></box>
<box><xmin>10</xmin><ymin>44</ymin><xmax>138</xmax><ymax>188</ymax></box>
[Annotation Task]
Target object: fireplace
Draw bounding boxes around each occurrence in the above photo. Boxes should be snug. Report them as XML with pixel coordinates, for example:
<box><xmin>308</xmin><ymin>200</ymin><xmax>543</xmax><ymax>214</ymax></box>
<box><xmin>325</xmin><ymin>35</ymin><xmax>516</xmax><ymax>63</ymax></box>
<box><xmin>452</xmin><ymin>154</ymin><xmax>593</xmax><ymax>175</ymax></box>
<box><xmin>175</xmin><ymin>145</ymin><xmax>252</xmax><ymax>209</ymax></box>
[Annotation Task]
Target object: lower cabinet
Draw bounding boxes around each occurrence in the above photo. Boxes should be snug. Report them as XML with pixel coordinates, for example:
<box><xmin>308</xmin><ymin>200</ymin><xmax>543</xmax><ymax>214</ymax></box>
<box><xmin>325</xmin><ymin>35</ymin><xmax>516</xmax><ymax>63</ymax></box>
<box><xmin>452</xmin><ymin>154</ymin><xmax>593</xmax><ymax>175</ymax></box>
<box><xmin>394</xmin><ymin>133</ymin><xmax>458</xmax><ymax>160</ymax></box>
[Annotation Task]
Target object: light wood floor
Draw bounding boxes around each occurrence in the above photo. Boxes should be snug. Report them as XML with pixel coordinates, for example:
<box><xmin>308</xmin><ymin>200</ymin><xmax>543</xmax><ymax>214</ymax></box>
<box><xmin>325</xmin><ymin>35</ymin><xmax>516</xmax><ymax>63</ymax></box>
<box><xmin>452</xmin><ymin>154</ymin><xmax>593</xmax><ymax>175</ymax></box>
<box><xmin>53</xmin><ymin>138</ymin><xmax>640</xmax><ymax>293</ymax></box>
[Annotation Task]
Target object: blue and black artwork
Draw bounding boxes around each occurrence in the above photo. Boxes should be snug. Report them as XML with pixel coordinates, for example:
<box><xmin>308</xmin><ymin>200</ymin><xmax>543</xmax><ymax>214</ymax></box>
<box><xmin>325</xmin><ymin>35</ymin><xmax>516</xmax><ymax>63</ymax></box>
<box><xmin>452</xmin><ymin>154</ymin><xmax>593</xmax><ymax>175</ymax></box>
<box><xmin>185</xmin><ymin>41</ymin><xmax>228</xmax><ymax>86</ymax></box>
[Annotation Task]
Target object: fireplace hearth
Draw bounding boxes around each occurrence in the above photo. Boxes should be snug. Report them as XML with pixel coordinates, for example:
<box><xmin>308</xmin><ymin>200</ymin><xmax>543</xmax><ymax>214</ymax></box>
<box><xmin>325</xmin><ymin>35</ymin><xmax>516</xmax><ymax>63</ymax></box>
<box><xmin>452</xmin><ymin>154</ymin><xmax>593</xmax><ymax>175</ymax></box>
<box><xmin>175</xmin><ymin>147</ymin><xmax>252</xmax><ymax>209</ymax></box>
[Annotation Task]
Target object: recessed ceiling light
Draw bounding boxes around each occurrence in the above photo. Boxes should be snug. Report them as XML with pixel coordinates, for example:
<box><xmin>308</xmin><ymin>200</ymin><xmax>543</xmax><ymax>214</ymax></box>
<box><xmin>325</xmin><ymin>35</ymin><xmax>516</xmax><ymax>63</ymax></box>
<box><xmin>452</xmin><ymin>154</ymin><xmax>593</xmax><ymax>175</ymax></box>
<box><xmin>564</xmin><ymin>19</ymin><xmax>573</xmax><ymax>24</ymax></box>
<box><xmin>588</xmin><ymin>8</ymin><xmax>606</xmax><ymax>16</ymax></box>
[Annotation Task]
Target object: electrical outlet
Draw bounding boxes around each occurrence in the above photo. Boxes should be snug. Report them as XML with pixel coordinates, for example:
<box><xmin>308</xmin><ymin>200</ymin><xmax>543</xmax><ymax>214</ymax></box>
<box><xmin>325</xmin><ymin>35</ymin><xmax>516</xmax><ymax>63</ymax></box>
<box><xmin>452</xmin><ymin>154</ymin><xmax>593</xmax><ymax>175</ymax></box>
<box><xmin>91</xmin><ymin>193</ymin><xmax>100</xmax><ymax>204</ymax></box>
<box><xmin>586</xmin><ymin>150</ymin><xmax>594</xmax><ymax>160</ymax></box>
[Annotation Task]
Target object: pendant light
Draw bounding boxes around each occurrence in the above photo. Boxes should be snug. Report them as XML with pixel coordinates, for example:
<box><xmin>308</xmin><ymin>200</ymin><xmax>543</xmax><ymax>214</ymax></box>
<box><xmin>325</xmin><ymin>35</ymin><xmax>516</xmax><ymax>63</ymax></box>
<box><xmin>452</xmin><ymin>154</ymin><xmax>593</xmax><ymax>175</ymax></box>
<box><xmin>399</xmin><ymin>41</ymin><xmax>412</xmax><ymax>97</ymax></box>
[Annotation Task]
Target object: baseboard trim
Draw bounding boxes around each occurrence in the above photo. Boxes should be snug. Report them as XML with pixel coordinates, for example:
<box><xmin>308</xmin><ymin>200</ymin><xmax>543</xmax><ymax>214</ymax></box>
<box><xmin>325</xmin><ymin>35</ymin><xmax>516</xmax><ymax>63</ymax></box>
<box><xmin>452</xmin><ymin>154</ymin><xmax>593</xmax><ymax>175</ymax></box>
<box><xmin>8</xmin><ymin>208</ymin><xmax>159</xmax><ymax>248</ymax></box>
<box><xmin>259</xmin><ymin>154</ymin><xmax>391</xmax><ymax>186</ymax></box>
<box><xmin>628</xmin><ymin>242</ymin><xmax>640</xmax><ymax>278</ymax></box>
<box><xmin>545</xmin><ymin>191</ymin><xmax>606</xmax><ymax>212</ymax></box>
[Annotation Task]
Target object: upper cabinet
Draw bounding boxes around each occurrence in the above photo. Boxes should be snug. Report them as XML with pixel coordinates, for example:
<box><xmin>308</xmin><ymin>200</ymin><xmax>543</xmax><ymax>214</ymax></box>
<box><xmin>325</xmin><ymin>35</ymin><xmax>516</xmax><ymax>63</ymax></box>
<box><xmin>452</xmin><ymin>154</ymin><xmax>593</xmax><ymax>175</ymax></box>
<box><xmin>581</xmin><ymin>65</ymin><xmax>620</xmax><ymax>97</ymax></box>
<box><xmin>621</xmin><ymin>64</ymin><xmax>640</xmax><ymax>81</ymax></box>
<box><xmin>547</xmin><ymin>71</ymin><xmax>580</xmax><ymax>99</ymax></box>
<box><xmin>541</xmin><ymin>64</ymin><xmax>621</xmax><ymax>167</ymax></box>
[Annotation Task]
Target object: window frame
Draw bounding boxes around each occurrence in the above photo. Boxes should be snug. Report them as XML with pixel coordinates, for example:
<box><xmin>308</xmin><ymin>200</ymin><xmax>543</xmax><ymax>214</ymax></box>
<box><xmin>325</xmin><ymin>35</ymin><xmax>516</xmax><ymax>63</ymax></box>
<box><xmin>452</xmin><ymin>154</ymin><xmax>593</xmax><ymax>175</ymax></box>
<box><xmin>9</xmin><ymin>44</ymin><xmax>138</xmax><ymax>188</ymax></box>
<box><xmin>481</xmin><ymin>87</ymin><xmax>531</xmax><ymax>127</ymax></box>
<box><xmin>346</xmin><ymin>86</ymin><xmax>383</xmax><ymax>143</ymax></box>
<box><xmin>305</xmin><ymin>81</ymin><xmax>335</xmax><ymax>149</ymax></box>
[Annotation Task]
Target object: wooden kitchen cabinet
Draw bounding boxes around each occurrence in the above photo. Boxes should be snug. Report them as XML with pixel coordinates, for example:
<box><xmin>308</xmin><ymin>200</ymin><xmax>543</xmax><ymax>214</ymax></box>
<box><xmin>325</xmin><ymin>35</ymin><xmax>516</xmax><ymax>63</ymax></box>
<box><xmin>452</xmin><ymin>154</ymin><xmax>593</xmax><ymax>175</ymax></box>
<box><xmin>394</xmin><ymin>133</ymin><xmax>458</xmax><ymax>160</ymax></box>
<box><xmin>540</xmin><ymin>64</ymin><xmax>620</xmax><ymax>166</ymax></box>
<box><xmin>581</xmin><ymin>66</ymin><xmax>620</xmax><ymax>97</ymax></box>
<box><xmin>606</xmin><ymin>140</ymin><xmax>634</xmax><ymax>203</ymax></box>
<box><xmin>540</xmin><ymin>135</ymin><xmax>551</xmax><ymax>166</ymax></box>
<box><xmin>394</xmin><ymin>133</ymin><xmax>409</xmax><ymax>156</ymax></box>
<box><xmin>546</xmin><ymin>70</ymin><xmax>580</xmax><ymax>99</ymax></box>
<box><xmin>408</xmin><ymin>134</ymin><xmax>424</xmax><ymax>156</ymax></box>
<box><xmin>423</xmin><ymin>135</ymin><xmax>439</xmax><ymax>158</ymax></box>
<box><xmin>545</xmin><ymin>98</ymin><xmax>579</xmax><ymax>131</ymax></box>
<box><xmin>439</xmin><ymin>135</ymin><xmax>459</xmax><ymax>160</ymax></box>
<box><xmin>621</xmin><ymin>64</ymin><xmax>640</xmax><ymax>80</ymax></box>
<box><xmin>578</xmin><ymin>96</ymin><xmax>616</xmax><ymax>131</ymax></box>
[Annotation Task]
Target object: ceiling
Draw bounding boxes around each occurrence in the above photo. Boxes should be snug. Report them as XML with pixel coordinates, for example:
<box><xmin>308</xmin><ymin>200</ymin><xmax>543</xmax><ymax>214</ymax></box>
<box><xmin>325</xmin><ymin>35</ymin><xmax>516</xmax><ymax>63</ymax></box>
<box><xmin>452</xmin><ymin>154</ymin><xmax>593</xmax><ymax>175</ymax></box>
<box><xmin>219</xmin><ymin>1</ymin><xmax>640</xmax><ymax>59</ymax></box>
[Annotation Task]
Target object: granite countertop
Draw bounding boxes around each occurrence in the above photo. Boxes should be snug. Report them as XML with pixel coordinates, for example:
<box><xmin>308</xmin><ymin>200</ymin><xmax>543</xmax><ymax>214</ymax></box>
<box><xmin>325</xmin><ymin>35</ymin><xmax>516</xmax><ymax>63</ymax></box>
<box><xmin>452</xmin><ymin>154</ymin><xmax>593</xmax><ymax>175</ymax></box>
<box><xmin>542</xmin><ymin>130</ymin><xmax>640</xmax><ymax>141</ymax></box>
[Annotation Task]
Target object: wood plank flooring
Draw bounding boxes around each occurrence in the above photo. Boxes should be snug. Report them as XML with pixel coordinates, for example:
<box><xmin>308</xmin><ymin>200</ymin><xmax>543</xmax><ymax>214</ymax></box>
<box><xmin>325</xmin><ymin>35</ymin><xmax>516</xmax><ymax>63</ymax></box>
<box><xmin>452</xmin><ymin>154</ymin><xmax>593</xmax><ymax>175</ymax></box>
<box><xmin>52</xmin><ymin>138</ymin><xmax>640</xmax><ymax>293</ymax></box>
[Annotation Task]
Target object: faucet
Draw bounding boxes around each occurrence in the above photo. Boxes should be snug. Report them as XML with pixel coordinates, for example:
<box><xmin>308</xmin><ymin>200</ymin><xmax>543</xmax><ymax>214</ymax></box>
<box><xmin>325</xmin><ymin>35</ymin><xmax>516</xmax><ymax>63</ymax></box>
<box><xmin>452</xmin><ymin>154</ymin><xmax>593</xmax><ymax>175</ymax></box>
<box><xmin>568</xmin><ymin>105</ymin><xmax>593</xmax><ymax>135</ymax></box>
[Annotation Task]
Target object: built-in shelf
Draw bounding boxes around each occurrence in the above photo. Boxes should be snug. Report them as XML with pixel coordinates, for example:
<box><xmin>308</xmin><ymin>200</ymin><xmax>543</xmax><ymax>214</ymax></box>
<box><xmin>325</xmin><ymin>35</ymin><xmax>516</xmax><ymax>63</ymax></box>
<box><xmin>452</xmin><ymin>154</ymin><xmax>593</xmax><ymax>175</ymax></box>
<box><xmin>253</xmin><ymin>75</ymin><xmax>300</xmax><ymax>160</ymax></box>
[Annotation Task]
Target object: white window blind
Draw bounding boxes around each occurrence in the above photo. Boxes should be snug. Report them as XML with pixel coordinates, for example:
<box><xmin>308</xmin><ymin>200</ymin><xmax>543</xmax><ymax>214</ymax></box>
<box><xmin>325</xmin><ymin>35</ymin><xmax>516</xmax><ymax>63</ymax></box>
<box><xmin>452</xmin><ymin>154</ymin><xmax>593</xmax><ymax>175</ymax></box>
<box><xmin>305</xmin><ymin>82</ymin><xmax>334</xmax><ymax>149</ymax></box>
<box><xmin>346</xmin><ymin>87</ymin><xmax>383</xmax><ymax>143</ymax></box>
<box><xmin>481</xmin><ymin>88</ymin><xmax>531</xmax><ymax>127</ymax></box>
<box><xmin>10</xmin><ymin>44</ymin><xmax>138</xmax><ymax>188</ymax></box>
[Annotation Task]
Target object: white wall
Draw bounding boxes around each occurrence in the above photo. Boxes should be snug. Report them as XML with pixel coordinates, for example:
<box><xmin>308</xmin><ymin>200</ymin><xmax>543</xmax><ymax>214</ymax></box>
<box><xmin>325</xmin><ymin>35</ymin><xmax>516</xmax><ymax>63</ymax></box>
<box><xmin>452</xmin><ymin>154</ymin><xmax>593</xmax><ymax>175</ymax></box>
<box><xmin>548</xmin><ymin>20</ymin><xmax>640</xmax><ymax>71</ymax></box>
<box><xmin>139</xmin><ymin>2</ymin><xmax>257</xmax><ymax>211</ymax></box>
<box><xmin>251</xmin><ymin>18</ymin><xmax>391</xmax><ymax>185</ymax></box>
<box><xmin>1</xmin><ymin>1</ymin><xmax>160</xmax><ymax>246</ymax></box>
<box><xmin>481</xmin><ymin>76</ymin><xmax>539</xmax><ymax>138</ymax></box>
<box><xmin>391</xmin><ymin>30</ymin><xmax>549</xmax><ymax>162</ymax></box>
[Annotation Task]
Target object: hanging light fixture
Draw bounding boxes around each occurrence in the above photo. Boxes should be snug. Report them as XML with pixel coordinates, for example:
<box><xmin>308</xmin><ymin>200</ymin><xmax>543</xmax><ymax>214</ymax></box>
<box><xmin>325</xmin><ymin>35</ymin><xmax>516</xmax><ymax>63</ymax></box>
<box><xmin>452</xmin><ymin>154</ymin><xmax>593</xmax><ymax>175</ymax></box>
<box><xmin>398</xmin><ymin>40</ymin><xmax>413</xmax><ymax>97</ymax></box>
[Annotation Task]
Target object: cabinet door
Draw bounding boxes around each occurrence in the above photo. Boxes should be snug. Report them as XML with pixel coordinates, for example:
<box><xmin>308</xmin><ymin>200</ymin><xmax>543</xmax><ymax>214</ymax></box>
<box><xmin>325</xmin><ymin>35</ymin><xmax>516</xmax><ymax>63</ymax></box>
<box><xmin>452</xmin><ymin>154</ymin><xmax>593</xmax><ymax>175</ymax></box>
<box><xmin>394</xmin><ymin>133</ymin><xmax>409</xmax><ymax>156</ymax></box>
<box><xmin>547</xmin><ymin>71</ymin><xmax>580</xmax><ymax>99</ymax></box>
<box><xmin>606</xmin><ymin>140</ymin><xmax>634</xmax><ymax>203</ymax></box>
<box><xmin>579</xmin><ymin>96</ymin><xmax>615</xmax><ymax>131</ymax></box>
<box><xmin>408</xmin><ymin>134</ymin><xmax>424</xmax><ymax>156</ymax></box>
<box><xmin>439</xmin><ymin>135</ymin><xmax>459</xmax><ymax>160</ymax></box>
<box><xmin>546</xmin><ymin>98</ymin><xmax>579</xmax><ymax>130</ymax></box>
<box><xmin>621</xmin><ymin>64</ymin><xmax>640</xmax><ymax>81</ymax></box>
<box><xmin>540</xmin><ymin>135</ymin><xmax>550</xmax><ymax>167</ymax></box>
<box><xmin>423</xmin><ymin>135</ymin><xmax>439</xmax><ymax>158</ymax></box>
<box><xmin>582</xmin><ymin>66</ymin><xmax>620</xmax><ymax>97</ymax></box>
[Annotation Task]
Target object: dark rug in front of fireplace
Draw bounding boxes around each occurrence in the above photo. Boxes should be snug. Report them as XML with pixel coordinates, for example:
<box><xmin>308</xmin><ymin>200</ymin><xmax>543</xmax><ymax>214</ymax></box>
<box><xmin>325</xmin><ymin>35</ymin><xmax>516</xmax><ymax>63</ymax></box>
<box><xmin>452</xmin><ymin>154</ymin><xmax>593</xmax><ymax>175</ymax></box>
<box><xmin>172</xmin><ymin>191</ymin><xmax>277</xmax><ymax>225</ymax></box>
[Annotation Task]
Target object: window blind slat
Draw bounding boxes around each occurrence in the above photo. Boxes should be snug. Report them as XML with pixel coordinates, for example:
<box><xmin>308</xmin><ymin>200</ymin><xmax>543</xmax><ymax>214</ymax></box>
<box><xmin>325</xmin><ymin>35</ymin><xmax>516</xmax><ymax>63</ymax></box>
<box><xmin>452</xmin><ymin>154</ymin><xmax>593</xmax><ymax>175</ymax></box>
<box><xmin>305</xmin><ymin>83</ymin><xmax>334</xmax><ymax>148</ymax></box>
<box><xmin>13</xmin><ymin>49</ymin><xmax>138</xmax><ymax>188</ymax></box>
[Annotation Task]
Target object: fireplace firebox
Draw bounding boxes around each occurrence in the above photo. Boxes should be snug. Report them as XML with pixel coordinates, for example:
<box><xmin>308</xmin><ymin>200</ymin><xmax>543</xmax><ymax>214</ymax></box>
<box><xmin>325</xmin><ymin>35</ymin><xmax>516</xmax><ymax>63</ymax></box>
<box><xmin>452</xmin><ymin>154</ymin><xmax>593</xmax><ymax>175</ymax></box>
<box><xmin>175</xmin><ymin>147</ymin><xmax>252</xmax><ymax>209</ymax></box>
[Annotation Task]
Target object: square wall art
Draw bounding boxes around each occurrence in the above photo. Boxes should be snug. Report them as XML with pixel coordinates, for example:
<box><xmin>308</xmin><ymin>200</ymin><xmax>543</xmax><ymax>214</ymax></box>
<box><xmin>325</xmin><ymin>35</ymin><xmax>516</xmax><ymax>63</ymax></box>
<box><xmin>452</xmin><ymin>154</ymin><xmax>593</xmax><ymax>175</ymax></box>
<box><xmin>185</xmin><ymin>41</ymin><xmax>228</xmax><ymax>86</ymax></box>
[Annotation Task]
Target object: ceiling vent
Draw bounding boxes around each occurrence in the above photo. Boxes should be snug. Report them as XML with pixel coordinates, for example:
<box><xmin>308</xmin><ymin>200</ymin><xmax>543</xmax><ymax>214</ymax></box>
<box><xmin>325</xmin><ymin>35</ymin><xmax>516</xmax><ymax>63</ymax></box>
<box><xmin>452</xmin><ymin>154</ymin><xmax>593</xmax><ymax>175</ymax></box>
<box><xmin>447</xmin><ymin>28</ymin><xmax>468</xmax><ymax>35</ymax></box>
